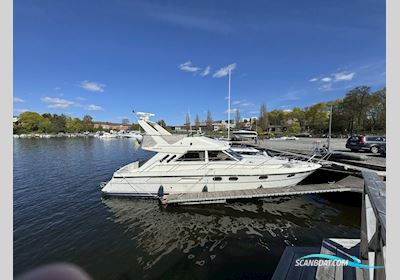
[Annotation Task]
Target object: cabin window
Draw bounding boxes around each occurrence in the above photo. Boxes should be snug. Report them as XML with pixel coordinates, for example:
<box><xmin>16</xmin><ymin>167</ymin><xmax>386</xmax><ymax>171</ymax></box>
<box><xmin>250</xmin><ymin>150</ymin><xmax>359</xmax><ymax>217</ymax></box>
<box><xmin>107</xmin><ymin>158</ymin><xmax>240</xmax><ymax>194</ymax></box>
<box><xmin>259</xmin><ymin>175</ymin><xmax>269</xmax><ymax>180</ymax></box>
<box><xmin>226</xmin><ymin>149</ymin><xmax>243</xmax><ymax>160</ymax></box>
<box><xmin>287</xmin><ymin>174</ymin><xmax>295</xmax><ymax>177</ymax></box>
<box><xmin>160</xmin><ymin>155</ymin><xmax>169</xmax><ymax>162</ymax></box>
<box><xmin>166</xmin><ymin>155</ymin><xmax>177</xmax><ymax>163</ymax></box>
<box><xmin>229</xmin><ymin>176</ymin><xmax>238</xmax><ymax>181</ymax></box>
<box><xmin>208</xmin><ymin>151</ymin><xmax>234</xmax><ymax>161</ymax></box>
<box><xmin>176</xmin><ymin>151</ymin><xmax>205</xmax><ymax>161</ymax></box>
<box><xmin>213</xmin><ymin>177</ymin><xmax>222</xmax><ymax>181</ymax></box>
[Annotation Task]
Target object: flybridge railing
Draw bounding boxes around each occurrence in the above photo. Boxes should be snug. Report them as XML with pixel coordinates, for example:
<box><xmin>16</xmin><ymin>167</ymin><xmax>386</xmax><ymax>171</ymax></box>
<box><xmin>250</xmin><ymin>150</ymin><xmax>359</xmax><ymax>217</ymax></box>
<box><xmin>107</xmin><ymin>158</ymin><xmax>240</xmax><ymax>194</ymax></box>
<box><xmin>141</xmin><ymin>134</ymin><xmax>186</xmax><ymax>148</ymax></box>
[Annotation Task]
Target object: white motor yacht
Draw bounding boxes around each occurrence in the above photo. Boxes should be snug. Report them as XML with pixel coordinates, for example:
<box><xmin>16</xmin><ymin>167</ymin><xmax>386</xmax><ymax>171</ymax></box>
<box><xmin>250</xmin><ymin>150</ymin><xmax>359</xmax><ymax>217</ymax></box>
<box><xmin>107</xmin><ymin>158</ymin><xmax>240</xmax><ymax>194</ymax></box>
<box><xmin>119</xmin><ymin>131</ymin><xmax>143</xmax><ymax>142</ymax></box>
<box><xmin>101</xmin><ymin>113</ymin><xmax>321</xmax><ymax>197</ymax></box>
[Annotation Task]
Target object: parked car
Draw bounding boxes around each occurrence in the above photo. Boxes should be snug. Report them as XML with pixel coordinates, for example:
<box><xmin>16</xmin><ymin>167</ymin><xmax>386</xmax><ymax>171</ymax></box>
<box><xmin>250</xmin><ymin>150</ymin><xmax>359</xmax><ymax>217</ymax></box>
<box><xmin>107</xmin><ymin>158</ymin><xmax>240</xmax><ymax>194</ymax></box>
<box><xmin>379</xmin><ymin>143</ymin><xmax>386</xmax><ymax>156</ymax></box>
<box><xmin>295</xmin><ymin>133</ymin><xmax>312</xmax><ymax>138</ymax></box>
<box><xmin>345</xmin><ymin>135</ymin><xmax>386</xmax><ymax>153</ymax></box>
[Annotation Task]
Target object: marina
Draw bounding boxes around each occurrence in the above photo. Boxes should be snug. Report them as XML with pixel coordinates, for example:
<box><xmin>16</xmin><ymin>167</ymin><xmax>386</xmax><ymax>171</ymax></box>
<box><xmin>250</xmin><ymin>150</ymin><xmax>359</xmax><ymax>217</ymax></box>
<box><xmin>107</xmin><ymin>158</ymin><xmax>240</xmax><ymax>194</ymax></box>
<box><xmin>9</xmin><ymin>0</ymin><xmax>390</xmax><ymax>278</ymax></box>
<box><xmin>13</xmin><ymin>136</ymin><xmax>370</xmax><ymax>279</ymax></box>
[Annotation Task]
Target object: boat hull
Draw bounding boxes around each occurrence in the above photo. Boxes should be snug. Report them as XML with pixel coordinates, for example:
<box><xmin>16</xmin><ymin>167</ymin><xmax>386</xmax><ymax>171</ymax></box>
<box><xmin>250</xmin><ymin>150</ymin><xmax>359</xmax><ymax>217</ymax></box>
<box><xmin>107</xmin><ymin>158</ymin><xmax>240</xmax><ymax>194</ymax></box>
<box><xmin>101</xmin><ymin>169</ymin><xmax>317</xmax><ymax>198</ymax></box>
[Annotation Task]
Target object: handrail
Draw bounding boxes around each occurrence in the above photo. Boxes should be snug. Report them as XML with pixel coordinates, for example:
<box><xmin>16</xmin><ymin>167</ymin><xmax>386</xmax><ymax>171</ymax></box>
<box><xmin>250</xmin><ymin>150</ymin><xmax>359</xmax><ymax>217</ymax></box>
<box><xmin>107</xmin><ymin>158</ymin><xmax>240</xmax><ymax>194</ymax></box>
<box><xmin>360</xmin><ymin>171</ymin><xmax>386</xmax><ymax>280</ymax></box>
<box><xmin>362</xmin><ymin>171</ymin><xmax>386</xmax><ymax>243</ymax></box>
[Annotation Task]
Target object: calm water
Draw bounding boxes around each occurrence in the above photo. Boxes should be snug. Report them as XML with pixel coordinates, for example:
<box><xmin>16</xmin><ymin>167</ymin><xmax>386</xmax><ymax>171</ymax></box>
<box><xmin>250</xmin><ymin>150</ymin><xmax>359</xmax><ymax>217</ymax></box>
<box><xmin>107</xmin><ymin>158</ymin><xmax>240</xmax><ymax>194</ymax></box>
<box><xmin>14</xmin><ymin>138</ymin><xmax>361</xmax><ymax>279</ymax></box>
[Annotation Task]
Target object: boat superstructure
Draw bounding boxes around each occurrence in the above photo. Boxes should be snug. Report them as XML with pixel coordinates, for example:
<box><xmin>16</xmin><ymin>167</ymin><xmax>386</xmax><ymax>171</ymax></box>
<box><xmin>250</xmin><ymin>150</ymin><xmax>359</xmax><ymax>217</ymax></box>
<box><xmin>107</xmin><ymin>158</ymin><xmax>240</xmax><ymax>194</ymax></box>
<box><xmin>101</xmin><ymin>113</ymin><xmax>321</xmax><ymax>198</ymax></box>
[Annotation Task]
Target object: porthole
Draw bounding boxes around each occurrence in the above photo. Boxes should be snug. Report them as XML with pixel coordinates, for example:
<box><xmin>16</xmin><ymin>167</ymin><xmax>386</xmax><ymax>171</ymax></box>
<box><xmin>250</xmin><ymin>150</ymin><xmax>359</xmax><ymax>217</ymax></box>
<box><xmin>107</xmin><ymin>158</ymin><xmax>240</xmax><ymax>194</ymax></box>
<box><xmin>229</xmin><ymin>177</ymin><xmax>238</xmax><ymax>181</ymax></box>
<box><xmin>287</xmin><ymin>174</ymin><xmax>295</xmax><ymax>178</ymax></box>
<box><xmin>213</xmin><ymin>177</ymin><xmax>222</xmax><ymax>181</ymax></box>
<box><xmin>259</xmin><ymin>175</ymin><xmax>269</xmax><ymax>180</ymax></box>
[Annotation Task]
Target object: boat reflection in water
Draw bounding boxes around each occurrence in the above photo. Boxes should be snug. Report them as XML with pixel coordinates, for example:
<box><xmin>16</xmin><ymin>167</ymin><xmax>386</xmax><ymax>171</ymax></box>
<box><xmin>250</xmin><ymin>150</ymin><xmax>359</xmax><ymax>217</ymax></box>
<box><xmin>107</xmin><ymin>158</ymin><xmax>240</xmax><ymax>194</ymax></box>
<box><xmin>101</xmin><ymin>194</ymin><xmax>360</xmax><ymax>278</ymax></box>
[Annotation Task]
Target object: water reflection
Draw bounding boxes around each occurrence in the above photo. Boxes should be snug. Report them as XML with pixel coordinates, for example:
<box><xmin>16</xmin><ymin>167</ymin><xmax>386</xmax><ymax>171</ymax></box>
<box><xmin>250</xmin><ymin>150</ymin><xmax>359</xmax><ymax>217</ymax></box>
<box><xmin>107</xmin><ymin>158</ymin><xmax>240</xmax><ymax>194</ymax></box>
<box><xmin>102</xmin><ymin>195</ymin><xmax>350</xmax><ymax>270</ymax></box>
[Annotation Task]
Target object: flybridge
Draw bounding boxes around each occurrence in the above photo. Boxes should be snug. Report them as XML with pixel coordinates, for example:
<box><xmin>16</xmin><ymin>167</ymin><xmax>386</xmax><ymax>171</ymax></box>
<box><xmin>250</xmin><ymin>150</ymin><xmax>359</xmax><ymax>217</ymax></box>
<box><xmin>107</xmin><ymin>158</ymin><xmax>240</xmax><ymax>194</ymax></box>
<box><xmin>136</xmin><ymin>112</ymin><xmax>229</xmax><ymax>152</ymax></box>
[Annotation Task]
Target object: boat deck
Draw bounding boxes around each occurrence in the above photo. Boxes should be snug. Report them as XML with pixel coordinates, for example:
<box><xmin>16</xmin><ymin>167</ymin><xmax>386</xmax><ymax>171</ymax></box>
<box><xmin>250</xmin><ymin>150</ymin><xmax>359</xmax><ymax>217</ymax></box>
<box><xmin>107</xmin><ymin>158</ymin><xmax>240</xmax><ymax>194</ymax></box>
<box><xmin>272</xmin><ymin>239</ymin><xmax>363</xmax><ymax>280</ymax></box>
<box><xmin>161</xmin><ymin>175</ymin><xmax>363</xmax><ymax>205</ymax></box>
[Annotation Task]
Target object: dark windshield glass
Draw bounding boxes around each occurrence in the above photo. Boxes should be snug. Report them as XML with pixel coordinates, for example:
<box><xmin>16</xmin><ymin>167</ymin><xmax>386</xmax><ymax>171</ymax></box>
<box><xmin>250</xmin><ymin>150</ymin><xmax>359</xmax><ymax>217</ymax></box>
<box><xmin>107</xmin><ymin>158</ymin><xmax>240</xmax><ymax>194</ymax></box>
<box><xmin>176</xmin><ymin>151</ymin><xmax>205</xmax><ymax>161</ymax></box>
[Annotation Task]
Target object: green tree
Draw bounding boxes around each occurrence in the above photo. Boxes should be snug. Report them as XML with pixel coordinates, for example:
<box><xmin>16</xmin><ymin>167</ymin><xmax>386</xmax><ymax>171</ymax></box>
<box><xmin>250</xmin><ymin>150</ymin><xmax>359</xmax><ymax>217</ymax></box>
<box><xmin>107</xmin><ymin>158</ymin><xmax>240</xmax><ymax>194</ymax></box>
<box><xmin>83</xmin><ymin>115</ymin><xmax>94</xmax><ymax>132</ymax></box>
<box><xmin>18</xmin><ymin>112</ymin><xmax>45</xmax><ymax>133</ymax></box>
<box><xmin>130</xmin><ymin>123</ymin><xmax>140</xmax><ymax>131</ymax></box>
<box><xmin>366</xmin><ymin>87</ymin><xmax>385</xmax><ymax>133</ymax></box>
<box><xmin>66</xmin><ymin>118</ymin><xmax>84</xmax><ymax>133</ymax></box>
<box><xmin>342</xmin><ymin>86</ymin><xmax>371</xmax><ymax>134</ymax></box>
<box><xmin>259</xmin><ymin>103</ymin><xmax>269</xmax><ymax>131</ymax></box>
<box><xmin>235</xmin><ymin>109</ymin><xmax>242</xmax><ymax>129</ymax></box>
<box><xmin>288</xmin><ymin>122</ymin><xmax>301</xmax><ymax>134</ymax></box>
<box><xmin>268</xmin><ymin>110</ymin><xmax>286</xmax><ymax>125</ymax></box>
<box><xmin>157</xmin><ymin>120</ymin><xmax>167</xmax><ymax>128</ymax></box>
<box><xmin>195</xmin><ymin>114</ymin><xmax>200</xmax><ymax>130</ymax></box>
<box><xmin>304</xmin><ymin>102</ymin><xmax>329</xmax><ymax>133</ymax></box>
<box><xmin>38</xmin><ymin>118</ymin><xmax>52</xmax><ymax>133</ymax></box>
<box><xmin>206</xmin><ymin>110</ymin><xmax>213</xmax><ymax>132</ymax></box>
<box><xmin>185</xmin><ymin>112</ymin><xmax>191</xmax><ymax>131</ymax></box>
<box><xmin>291</xmin><ymin>107</ymin><xmax>306</xmax><ymax>129</ymax></box>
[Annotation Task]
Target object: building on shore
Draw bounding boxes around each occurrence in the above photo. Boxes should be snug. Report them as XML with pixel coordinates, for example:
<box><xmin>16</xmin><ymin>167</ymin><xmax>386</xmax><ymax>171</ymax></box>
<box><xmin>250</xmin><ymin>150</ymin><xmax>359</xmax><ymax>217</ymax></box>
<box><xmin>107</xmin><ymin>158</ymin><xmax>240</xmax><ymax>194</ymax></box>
<box><xmin>93</xmin><ymin>122</ymin><xmax>130</xmax><ymax>131</ymax></box>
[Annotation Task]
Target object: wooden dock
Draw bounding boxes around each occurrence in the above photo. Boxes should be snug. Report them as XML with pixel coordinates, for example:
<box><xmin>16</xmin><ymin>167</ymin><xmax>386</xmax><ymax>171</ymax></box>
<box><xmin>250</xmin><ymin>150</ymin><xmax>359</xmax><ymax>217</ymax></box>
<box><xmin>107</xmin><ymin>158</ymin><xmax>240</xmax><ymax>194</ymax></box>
<box><xmin>161</xmin><ymin>176</ymin><xmax>363</xmax><ymax>205</ymax></box>
<box><xmin>272</xmin><ymin>239</ymin><xmax>362</xmax><ymax>280</ymax></box>
<box><xmin>271</xmin><ymin>171</ymin><xmax>386</xmax><ymax>280</ymax></box>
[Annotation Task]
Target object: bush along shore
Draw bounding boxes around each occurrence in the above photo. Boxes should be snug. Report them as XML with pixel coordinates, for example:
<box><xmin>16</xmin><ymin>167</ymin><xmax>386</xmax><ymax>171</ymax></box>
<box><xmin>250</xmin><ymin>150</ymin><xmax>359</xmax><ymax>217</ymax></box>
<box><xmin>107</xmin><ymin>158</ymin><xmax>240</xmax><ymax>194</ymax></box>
<box><xmin>13</xmin><ymin>132</ymin><xmax>98</xmax><ymax>138</ymax></box>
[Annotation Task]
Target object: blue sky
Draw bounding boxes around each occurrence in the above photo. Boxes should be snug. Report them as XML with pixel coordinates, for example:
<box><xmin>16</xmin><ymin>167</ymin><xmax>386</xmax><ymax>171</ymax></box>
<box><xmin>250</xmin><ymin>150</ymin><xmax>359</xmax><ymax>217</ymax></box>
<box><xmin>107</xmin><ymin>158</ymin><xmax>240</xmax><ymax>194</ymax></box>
<box><xmin>14</xmin><ymin>0</ymin><xmax>386</xmax><ymax>125</ymax></box>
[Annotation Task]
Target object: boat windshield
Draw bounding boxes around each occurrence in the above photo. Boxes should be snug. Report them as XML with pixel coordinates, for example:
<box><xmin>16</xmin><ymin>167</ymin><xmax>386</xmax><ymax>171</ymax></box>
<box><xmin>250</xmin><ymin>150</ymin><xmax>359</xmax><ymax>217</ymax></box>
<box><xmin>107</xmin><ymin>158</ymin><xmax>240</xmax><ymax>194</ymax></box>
<box><xmin>226</xmin><ymin>149</ymin><xmax>243</xmax><ymax>161</ymax></box>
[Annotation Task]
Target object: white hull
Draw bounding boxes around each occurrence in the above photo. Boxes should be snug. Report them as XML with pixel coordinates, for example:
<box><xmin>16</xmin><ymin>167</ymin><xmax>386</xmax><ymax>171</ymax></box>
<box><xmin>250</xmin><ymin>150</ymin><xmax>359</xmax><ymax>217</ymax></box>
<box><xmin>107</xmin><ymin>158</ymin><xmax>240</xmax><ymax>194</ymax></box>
<box><xmin>102</xmin><ymin>168</ymin><xmax>318</xmax><ymax>197</ymax></box>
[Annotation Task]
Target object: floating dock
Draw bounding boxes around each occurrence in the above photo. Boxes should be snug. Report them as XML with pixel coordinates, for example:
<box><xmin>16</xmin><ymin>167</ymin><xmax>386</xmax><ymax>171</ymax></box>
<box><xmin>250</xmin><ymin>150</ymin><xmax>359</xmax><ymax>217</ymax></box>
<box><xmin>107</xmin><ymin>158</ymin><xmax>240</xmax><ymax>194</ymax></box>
<box><xmin>272</xmin><ymin>239</ymin><xmax>363</xmax><ymax>280</ymax></box>
<box><xmin>271</xmin><ymin>171</ymin><xmax>386</xmax><ymax>280</ymax></box>
<box><xmin>161</xmin><ymin>175</ymin><xmax>363</xmax><ymax>205</ymax></box>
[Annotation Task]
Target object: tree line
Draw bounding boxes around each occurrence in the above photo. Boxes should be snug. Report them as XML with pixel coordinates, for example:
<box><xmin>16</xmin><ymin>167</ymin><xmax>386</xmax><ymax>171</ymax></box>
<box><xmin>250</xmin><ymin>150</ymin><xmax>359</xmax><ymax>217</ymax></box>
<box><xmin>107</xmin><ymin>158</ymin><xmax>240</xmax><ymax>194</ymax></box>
<box><xmin>14</xmin><ymin>112</ymin><xmax>96</xmax><ymax>134</ymax></box>
<box><xmin>14</xmin><ymin>86</ymin><xmax>385</xmax><ymax>135</ymax></box>
<box><xmin>261</xmin><ymin>86</ymin><xmax>386</xmax><ymax>135</ymax></box>
<box><xmin>187</xmin><ymin>86</ymin><xmax>386</xmax><ymax>135</ymax></box>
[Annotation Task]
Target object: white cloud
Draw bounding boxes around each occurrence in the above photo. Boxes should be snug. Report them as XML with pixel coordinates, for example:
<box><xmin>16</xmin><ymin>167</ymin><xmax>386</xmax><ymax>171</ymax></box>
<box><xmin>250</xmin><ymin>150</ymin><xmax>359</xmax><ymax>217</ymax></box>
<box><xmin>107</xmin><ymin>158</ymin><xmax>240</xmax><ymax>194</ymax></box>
<box><xmin>224</xmin><ymin>108</ymin><xmax>238</xmax><ymax>114</ymax></box>
<box><xmin>321</xmin><ymin>77</ymin><xmax>332</xmax><ymax>82</ymax></box>
<box><xmin>232</xmin><ymin>99</ymin><xmax>253</xmax><ymax>107</ymax></box>
<box><xmin>76</xmin><ymin>96</ymin><xmax>86</xmax><ymax>101</ymax></box>
<box><xmin>41</xmin><ymin>97</ymin><xmax>75</xmax><ymax>110</ymax></box>
<box><xmin>178</xmin><ymin>61</ymin><xmax>201</xmax><ymax>73</ymax></box>
<box><xmin>333</xmin><ymin>71</ymin><xmax>355</xmax><ymax>81</ymax></box>
<box><xmin>79</xmin><ymin>80</ymin><xmax>106</xmax><ymax>92</ymax></box>
<box><xmin>85</xmin><ymin>104</ymin><xmax>104</xmax><ymax>111</ymax></box>
<box><xmin>213</xmin><ymin>63</ymin><xmax>237</xmax><ymax>78</ymax></box>
<box><xmin>319</xmin><ymin>83</ymin><xmax>333</xmax><ymax>91</ymax></box>
<box><xmin>311</xmin><ymin>70</ymin><xmax>356</xmax><ymax>88</ymax></box>
<box><xmin>48</xmin><ymin>103</ymin><xmax>70</xmax><ymax>109</ymax></box>
<box><xmin>200</xmin><ymin>66</ymin><xmax>211</xmax><ymax>76</ymax></box>
<box><xmin>13</xmin><ymin>97</ymin><xmax>25</xmax><ymax>103</ymax></box>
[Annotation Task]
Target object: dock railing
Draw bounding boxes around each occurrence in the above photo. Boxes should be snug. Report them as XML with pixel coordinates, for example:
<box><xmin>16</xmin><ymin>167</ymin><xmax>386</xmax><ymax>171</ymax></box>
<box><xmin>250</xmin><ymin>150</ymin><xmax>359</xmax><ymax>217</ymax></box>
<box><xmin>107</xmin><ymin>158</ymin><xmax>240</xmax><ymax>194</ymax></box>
<box><xmin>360</xmin><ymin>171</ymin><xmax>386</xmax><ymax>280</ymax></box>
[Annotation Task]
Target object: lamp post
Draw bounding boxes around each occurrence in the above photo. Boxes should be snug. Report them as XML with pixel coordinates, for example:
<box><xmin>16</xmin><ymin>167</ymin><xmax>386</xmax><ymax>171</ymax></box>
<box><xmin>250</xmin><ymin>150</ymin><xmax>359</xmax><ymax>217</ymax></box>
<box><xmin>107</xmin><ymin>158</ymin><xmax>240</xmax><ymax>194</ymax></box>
<box><xmin>227</xmin><ymin>69</ymin><xmax>231</xmax><ymax>140</ymax></box>
<box><xmin>327</xmin><ymin>104</ymin><xmax>333</xmax><ymax>153</ymax></box>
